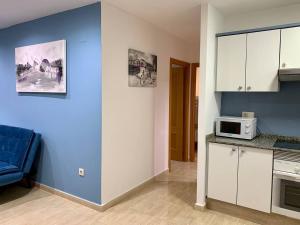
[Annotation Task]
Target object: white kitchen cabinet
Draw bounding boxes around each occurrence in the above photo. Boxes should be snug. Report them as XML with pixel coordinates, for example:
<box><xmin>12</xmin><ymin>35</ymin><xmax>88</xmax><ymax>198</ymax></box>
<box><xmin>281</xmin><ymin>27</ymin><xmax>300</xmax><ymax>69</ymax></box>
<box><xmin>246</xmin><ymin>30</ymin><xmax>280</xmax><ymax>92</ymax></box>
<box><xmin>216</xmin><ymin>34</ymin><xmax>247</xmax><ymax>92</ymax></box>
<box><xmin>216</xmin><ymin>30</ymin><xmax>281</xmax><ymax>92</ymax></box>
<box><xmin>207</xmin><ymin>143</ymin><xmax>239</xmax><ymax>204</ymax></box>
<box><xmin>208</xmin><ymin>143</ymin><xmax>273</xmax><ymax>213</ymax></box>
<box><xmin>237</xmin><ymin>147</ymin><xmax>273</xmax><ymax>213</ymax></box>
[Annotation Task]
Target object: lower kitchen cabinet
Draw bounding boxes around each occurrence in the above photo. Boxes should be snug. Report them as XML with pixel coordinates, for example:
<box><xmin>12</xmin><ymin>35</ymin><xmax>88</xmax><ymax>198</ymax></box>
<box><xmin>237</xmin><ymin>147</ymin><xmax>273</xmax><ymax>213</ymax></box>
<box><xmin>207</xmin><ymin>143</ymin><xmax>273</xmax><ymax>213</ymax></box>
<box><xmin>207</xmin><ymin>143</ymin><xmax>238</xmax><ymax>204</ymax></box>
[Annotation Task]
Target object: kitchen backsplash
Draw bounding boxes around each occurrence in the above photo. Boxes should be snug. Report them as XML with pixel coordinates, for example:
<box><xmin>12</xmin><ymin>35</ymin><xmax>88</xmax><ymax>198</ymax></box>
<box><xmin>221</xmin><ymin>82</ymin><xmax>300</xmax><ymax>137</ymax></box>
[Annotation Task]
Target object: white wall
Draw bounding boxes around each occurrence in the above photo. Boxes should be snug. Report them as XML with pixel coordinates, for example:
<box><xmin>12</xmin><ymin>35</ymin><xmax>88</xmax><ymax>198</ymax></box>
<box><xmin>196</xmin><ymin>3</ymin><xmax>223</xmax><ymax>207</ymax></box>
<box><xmin>223</xmin><ymin>3</ymin><xmax>300</xmax><ymax>32</ymax></box>
<box><xmin>101</xmin><ymin>1</ymin><xmax>197</xmax><ymax>204</ymax></box>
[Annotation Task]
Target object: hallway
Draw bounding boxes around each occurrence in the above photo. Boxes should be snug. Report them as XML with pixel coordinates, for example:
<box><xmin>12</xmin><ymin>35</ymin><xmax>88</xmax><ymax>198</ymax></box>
<box><xmin>156</xmin><ymin>161</ymin><xmax>197</xmax><ymax>183</ymax></box>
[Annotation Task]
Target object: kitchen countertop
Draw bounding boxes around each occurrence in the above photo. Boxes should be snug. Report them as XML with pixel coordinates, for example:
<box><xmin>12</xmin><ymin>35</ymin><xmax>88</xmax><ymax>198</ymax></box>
<box><xmin>207</xmin><ymin>134</ymin><xmax>300</xmax><ymax>153</ymax></box>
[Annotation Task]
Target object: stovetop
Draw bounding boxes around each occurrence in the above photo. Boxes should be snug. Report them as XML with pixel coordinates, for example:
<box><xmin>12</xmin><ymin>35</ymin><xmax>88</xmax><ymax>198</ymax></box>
<box><xmin>273</xmin><ymin>139</ymin><xmax>300</xmax><ymax>151</ymax></box>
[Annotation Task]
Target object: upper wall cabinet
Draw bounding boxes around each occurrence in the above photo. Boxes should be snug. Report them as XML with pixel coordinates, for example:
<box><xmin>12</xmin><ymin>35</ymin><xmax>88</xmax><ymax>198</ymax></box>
<box><xmin>246</xmin><ymin>30</ymin><xmax>280</xmax><ymax>92</ymax></box>
<box><xmin>280</xmin><ymin>27</ymin><xmax>300</xmax><ymax>69</ymax></box>
<box><xmin>216</xmin><ymin>30</ymin><xmax>280</xmax><ymax>92</ymax></box>
<box><xmin>216</xmin><ymin>34</ymin><xmax>247</xmax><ymax>92</ymax></box>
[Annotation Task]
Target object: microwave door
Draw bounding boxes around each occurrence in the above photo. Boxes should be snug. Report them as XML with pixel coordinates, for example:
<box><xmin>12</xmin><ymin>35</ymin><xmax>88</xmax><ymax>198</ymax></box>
<box><xmin>220</xmin><ymin>121</ymin><xmax>242</xmax><ymax>137</ymax></box>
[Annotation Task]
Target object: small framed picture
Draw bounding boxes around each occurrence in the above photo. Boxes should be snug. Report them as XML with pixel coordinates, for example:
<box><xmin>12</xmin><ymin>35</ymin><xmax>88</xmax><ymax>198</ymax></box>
<box><xmin>128</xmin><ymin>48</ymin><xmax>157</xmax><ymax>87</ymax></box>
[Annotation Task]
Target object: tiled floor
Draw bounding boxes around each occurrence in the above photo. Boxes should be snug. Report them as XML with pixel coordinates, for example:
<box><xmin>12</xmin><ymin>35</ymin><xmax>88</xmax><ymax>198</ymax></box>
<box><xmin>0</xmin><ymin>161</ymin><xmax>258</xmax><ymax>225</ymax></box>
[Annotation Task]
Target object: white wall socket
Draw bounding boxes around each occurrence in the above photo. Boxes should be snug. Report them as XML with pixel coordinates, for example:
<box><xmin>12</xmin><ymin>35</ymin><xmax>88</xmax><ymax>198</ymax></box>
<box><xmin>79</xmin><ymin>168</ymin><xmax>85</xmax><ymax>177</ymax></box>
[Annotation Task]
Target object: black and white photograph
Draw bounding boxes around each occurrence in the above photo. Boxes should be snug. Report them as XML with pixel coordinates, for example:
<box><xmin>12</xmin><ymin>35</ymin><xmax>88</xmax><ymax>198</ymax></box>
<box><xmin>128</xmin><ymin>48</ymin><xmax>157</xmax><ymax>87</ymax></box>
<box><xmin>15</xmin><ymin>40</ymin><xmax>66</xmax><ymax>93</ymax></box>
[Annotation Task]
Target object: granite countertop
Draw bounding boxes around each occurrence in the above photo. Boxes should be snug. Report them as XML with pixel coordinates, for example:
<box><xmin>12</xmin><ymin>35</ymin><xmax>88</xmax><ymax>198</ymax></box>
<box><xmin>207</xmin><ymin>134</ymin><xmax>300</xmax><ymax>153</ymax></box>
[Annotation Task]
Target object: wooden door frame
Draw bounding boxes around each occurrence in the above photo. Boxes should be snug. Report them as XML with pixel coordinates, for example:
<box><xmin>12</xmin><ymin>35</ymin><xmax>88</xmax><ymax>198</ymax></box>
<box><xmin>189</xmin><ymin>63</ymin><xmax>199</xmax><ymax>162</ymax></box>
<box><xmin>168</xmin><ymin>58</ymin><xmax>191</xmax><ymax>171</ymax></box>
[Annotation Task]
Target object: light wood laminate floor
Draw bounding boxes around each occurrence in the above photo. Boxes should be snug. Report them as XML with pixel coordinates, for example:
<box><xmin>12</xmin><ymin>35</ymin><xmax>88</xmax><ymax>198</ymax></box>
<box><xmin>0</xmin><ymin>161</ymin><xmax>258</xmax><ymax>225</ymax></box>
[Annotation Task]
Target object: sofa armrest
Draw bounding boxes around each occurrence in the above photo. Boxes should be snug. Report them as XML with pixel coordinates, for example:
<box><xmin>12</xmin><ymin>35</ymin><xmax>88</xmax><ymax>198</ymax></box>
<box><xmin>23</xmin><ymin>133</ymin><xmax>41</xmax><ymax>175</ymax></box>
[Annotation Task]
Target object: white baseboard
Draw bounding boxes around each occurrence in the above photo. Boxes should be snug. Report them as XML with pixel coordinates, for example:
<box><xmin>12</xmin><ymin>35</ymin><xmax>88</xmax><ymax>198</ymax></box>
<box><xmin>34</xmin><ymin>182</ymin><xmax>103</xmax><ymax>211</ymax></box>
<box><xmin>35</xmin><ymin>175</ymin><xmax>157</xmax><ymax>212</ymax></box>
<box><xmin>100</xmin><ymin>169</ymin><xmax>170</xmax><ymax>209</ymax></box>
<box><xmin>100</xmin><ymin>176</ymin><xmax>155</xmax><ymax>210</ymax></box>
<box><xmin>154</xmin><ymin>168</ymin><xmax>169</xmax><ymax>177</ymax></box>
<box><xmin>195</xmin><ymin>202</ymin><xmax>206</xmax><ymax>211</ymax></box>
<box><xmin>154</xmin><ymin>168</ymin><xmax>169</xmax><ymax>178</ymax></box>
<box><xmin>34</xmin><ymin>170</ymin><xmax>170</xmax><ymax>212</ymax></box>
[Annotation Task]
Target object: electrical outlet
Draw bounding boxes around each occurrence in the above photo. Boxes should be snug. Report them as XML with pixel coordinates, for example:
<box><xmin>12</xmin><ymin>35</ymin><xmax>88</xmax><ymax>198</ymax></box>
<box><xmin>79</xmin><ymin>168</ymin><xmax>85</xmax><ymax>177</ymax></box>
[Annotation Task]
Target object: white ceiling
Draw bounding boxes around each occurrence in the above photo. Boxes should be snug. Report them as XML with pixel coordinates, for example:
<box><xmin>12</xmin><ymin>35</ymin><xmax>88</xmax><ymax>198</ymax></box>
<box><xmin>1</xmin><ymin>0</ymin><xmax>300</xmax><ymax>46</ymax></box>
<box><xmin>105</xmin><ymin>0</ymin><xmax>300</xmax><ymax>45</ymax></box>
<box><xmin>0</xmin><ymin>0</ymin><xmax>98</xmax><ymax>29</ymax></box>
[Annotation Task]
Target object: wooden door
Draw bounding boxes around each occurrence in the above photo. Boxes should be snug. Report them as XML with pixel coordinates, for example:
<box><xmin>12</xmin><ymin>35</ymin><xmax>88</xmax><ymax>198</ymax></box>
<box><xmin>170</xmin><ymin>67</ymin><xmax>184</xmax><ymax>161</ymax></box>
<box><xmin>208</xmin><ymin>143</ymin><xmax>239</xmax><ymax>204</ymax></box>
<box><xmin>189</xmin><ymin>63</ymin><xmax>199</xmax><ymax>162</ymax></box>
<box><xmin>246</xmin><ymin>30</ymin><xmax>280</xmax><ymax>92</ymax></box>
<box><xmin>281</xmin><ymin>27</ymin><xmax>300</xmax><ymax>69</ymax></box>
<box><xmin>237</xmin><ymin>147</ymin><xmax>273</xmax><ymax>213</ymax></box>
<box><xmin>216</xmin><ymin>34</ymin><xmax>247</xmax><ymax>92</ymax></box>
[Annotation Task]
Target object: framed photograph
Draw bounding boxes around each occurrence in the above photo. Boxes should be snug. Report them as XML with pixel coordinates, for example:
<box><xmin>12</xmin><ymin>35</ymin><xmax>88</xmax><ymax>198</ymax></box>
<box><xmin>15</xmin><ymin>40</ymin><xmax>66</xmax><ymax>93</ymax></box>
<box><xmin>128</xmin><ymin>49</ymin><xmax>157</xmax><ymax>87</ymax></box>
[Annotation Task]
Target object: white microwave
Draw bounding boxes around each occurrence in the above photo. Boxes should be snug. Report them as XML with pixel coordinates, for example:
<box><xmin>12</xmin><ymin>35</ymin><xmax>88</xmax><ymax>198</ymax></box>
<box><xmin>216</xmin><ymin>116</ymin><xmax>257</xmax><ymax>140</ymax></box>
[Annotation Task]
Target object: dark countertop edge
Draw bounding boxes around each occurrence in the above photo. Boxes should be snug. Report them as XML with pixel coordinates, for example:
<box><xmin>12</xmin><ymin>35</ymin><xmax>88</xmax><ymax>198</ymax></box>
<box><xmin>206</xmin><ymin>133</ymin><xmax>300</xmax><ymax>154</ymax></box>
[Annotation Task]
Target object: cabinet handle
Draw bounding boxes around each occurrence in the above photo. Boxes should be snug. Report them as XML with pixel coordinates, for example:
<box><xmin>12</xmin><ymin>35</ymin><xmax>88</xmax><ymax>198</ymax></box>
<box><xmin>238</xmin><ymin>86</ymin><xmax>243</xmax><ymax>91</ymax></box>
<box><xmin>232</xmin><ymin>148</ymin><xmax>237</xmax><ymax>152</ymax></box>
<box><xmin>282</xmin><ymin>63</ymin><xmax>286</xmax><ymax>68</ymax></box>
<box><xmin>247</xmin><ymin>86</ymin><xmax>251</xmax><ymax>91</ymax></box>
<box><xmin>240</xmin><ymin>150</ymin><xmax>245</xmax><ymax>154</ymax></box>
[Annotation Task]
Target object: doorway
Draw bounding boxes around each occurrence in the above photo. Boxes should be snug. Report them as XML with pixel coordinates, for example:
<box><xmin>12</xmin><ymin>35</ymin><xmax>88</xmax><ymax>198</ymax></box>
<box><xmin>168</xmin><ymin>58</ymin><xmax>198</xmax><ymax>171</ymax></box>
<box><xmin>190</xmin><ymin>63</ymin><xmax>199</xmax><ymax>162</ymax></box>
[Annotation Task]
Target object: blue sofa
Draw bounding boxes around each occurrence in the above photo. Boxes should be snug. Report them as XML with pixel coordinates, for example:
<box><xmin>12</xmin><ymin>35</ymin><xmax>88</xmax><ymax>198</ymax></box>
<box><xmin>0</xmin><ymin>125</ymin><xmax>41</xmax><ymax>187</ymax></box>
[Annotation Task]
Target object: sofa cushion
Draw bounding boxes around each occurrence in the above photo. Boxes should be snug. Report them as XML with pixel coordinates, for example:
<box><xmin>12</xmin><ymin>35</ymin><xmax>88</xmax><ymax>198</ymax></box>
<box><xmin>0</xmin><ymin>172</ymin><xmax>24</xmax><ymax>187</ymax></box>
<box><xmin>0</xmin><ymin>161</ymin><xmax>19</xmax><ymax>175</ymax></box>
<box><xmin>0</xmin><ymin>125</ymin><xmax>34</xmax><ymax>169</ymax></box>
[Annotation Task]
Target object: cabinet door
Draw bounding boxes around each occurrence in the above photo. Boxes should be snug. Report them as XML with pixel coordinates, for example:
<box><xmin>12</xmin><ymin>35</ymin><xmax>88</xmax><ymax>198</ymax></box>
<box><xmin>208</xmin><ymin>143</ymin><xmax>239</xmax><ymax>204</ymax></box>
<box><xmin>237</xmin><ymin>147</ymin><xmax>273</xmax><ymax>213</ymax></box>
<box><xmin>216</xmin><ymin>34</ymin><xmax>246</xmax><ymax>92</ymax></box>
<box><xmin>246</xmin><ymin>30</ymin><xmax>280</xmax><ymax>92</ymax></box>
<box><xmin>281</xmin><ymin>27</ymin><xmax>300</xmax><ymax>69</ymax></box>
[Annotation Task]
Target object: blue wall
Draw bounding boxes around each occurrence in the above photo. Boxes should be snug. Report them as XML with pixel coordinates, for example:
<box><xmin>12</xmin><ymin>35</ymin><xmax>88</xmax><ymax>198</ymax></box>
<box><xmin>221</xmin><ymin>82</ymin><xmax>300</xmax><ymax>137</ymax></box>
<box><xmin>0</xmin><ymin>3</ymin><xmax>101</xmax><ymax>203</ymax></box>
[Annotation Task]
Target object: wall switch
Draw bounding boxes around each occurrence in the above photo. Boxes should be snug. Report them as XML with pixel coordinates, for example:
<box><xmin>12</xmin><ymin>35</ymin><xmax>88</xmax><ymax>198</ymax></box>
<box><xmin>79</xmin><ymin>168</ymin><xmax>85</xmax><ymax>177</ymax></box>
